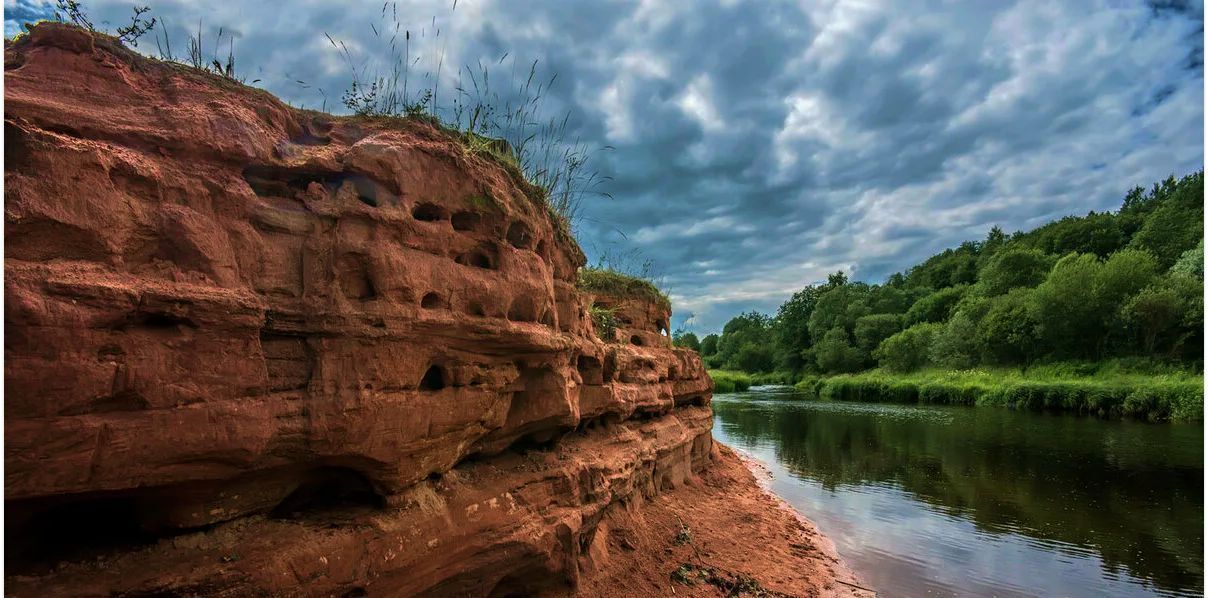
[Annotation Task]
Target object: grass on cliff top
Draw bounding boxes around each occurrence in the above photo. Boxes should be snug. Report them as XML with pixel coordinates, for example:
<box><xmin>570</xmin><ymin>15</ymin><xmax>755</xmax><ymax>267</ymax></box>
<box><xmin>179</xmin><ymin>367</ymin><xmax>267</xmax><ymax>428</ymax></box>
<box><xmin>577</xmin><ymin>267</ymin><xmax>671</xmax><ymax>310</ymax></box>
<box><xmin>16</xmin><ymin>5</ymin><xmax>606</xmax><ymax>241</ymax></box>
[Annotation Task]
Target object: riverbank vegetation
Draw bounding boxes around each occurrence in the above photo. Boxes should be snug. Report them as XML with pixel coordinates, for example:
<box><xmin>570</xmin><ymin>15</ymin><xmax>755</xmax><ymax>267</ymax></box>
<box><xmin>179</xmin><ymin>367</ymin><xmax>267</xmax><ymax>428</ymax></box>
<box><xmin>688</xmin><ymin>173</ymin><xmax>1204</xmax><ymax>420</ymax></box>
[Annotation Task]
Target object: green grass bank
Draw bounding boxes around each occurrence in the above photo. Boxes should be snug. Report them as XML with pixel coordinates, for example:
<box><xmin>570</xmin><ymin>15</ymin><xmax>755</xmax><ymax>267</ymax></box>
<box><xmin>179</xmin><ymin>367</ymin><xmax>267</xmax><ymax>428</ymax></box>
<box><xmin>709</xmin><ymin>364</ymin><xmax>1204</xmax><ymax>422</ymax></box>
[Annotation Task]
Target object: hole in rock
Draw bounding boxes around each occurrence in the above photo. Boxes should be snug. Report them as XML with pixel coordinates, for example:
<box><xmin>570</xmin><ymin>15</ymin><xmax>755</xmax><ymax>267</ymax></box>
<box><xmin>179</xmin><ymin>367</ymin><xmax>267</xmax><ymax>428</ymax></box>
<box><xmin>7</xmin><ymin>494</ymin><xmax>159</xmax><ymax>572</ymax></box>
<box><xmin>351</xmin><ymin>176</ymin><xmax>381</xmax><ymax>207</ymax></box>
<box><xmin>122</xmin><ymin>311</ymin><xmax>197</xmax><ymax>331</ymax></box>
<box><xmin>337</xmin><ymin>255</ymin><xmax>377</xmax><ymax>300</ymax></box>
<box><xmin>412</xmin><ymin>202</ymin><xmax>448</xmax><ymax>222</ymax></box>
<box><xmin>507</xmin><ymin>296</ymin><xmax>538</xmax><ymax>322</ymax></box>
<box><xmin>270</xmin><ymin>467</ymin><xmax>385</xmax><ymax>520</ymax></box>
<box><xmin>456</xmin><ymin>249</ymin><xmax>496</xmax><ymax>270</ymax></box>
<box><xmin>451</xmin><ymin>211</ymin><xmax>481</xmax><ymax>231</ymax></box>
<box><xmin>420</xmin><ymin>292</ymin><xmax>445</xmax><ymax>310</ymax></box>
<box><xmin>243</xmin><ymin>165</ymin><xmax>337</xmax><ymax>199</ymax></box>
<box><xmin>466</xmin><ymin>302</ymin><xmax>487</xmax><ymax>317</ymax></box>
<box><xmin>630</xmin><ymin>335</ymin><xmax>644</xmax><ymax>346</ymax></box>
<box><xmin>505</xmin><ymin>221</ymin><xmax>532</xmax><ymax>249</ymax></box>
<box><xmin>419</xmin><ymin>365</ymin><xmax>447</xmax><ymax>391</ymax></box>
<box><xmin>487</xmin><ymin>565</ymin><xmax>567</xmax><ymax>598</ymax></box>
<box><xmin>577</xmin><ymin>355</ymin><xmax>604</xmax><ymax>386</ymax></box>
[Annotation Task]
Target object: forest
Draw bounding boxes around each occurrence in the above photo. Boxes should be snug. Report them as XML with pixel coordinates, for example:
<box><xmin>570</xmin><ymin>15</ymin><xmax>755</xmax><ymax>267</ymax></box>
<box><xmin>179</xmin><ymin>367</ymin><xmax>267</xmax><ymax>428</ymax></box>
<box><xmin>676</xmin><ymin>173</ymin><xmax>1205</xmax><ymax>419</ymax></box>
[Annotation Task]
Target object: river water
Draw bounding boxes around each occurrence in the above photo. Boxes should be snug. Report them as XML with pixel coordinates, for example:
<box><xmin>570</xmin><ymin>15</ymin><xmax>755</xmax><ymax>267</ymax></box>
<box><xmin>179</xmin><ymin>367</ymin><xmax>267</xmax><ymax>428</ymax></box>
<box><xmin>711</xmin><ymin>386</ymin><xmax>1204</xmax><ymax>597</ymax></box>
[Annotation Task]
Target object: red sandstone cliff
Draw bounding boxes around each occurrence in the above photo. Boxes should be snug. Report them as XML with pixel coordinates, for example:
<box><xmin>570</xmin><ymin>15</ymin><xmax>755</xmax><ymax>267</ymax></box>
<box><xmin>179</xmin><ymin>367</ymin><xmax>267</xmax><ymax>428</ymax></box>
<box><xmin>4</xmin><ymin>24</ymin><xmax>860</xmax><ymax>597</ymax></box>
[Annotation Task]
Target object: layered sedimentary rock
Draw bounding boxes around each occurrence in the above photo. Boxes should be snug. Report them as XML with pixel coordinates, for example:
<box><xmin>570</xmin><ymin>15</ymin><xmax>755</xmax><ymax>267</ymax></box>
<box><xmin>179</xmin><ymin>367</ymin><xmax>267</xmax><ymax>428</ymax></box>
<box><xmin>4</xmin><ymin>24</ymin><xmax>712</xmax><ymax>596</ymax></box>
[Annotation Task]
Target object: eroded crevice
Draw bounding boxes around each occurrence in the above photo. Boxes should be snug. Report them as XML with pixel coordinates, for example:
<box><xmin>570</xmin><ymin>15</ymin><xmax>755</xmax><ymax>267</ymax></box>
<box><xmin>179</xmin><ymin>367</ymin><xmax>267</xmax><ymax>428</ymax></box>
<box><xmin>119</xmin><ymin>310</ymin><xmax>198</xmax><ymax>332</ymax></box>
<box><xmin>269</xmin><ymin>467</ymin><xmax>385</xmax><ymax>521</ymax></box>
<box><xmin>337</xmin><ymin>254</ymin><xmax>377</xmax><ymax>300</ymax></box>
<box><xmin>507</xmin><ymin>295</ymin><xmax>538</xmax><ymax>322</ymax></box>
<box><xmin>5</xmin><ymin>491</ymin><xmax>184</xmax><ymax>575</ymax></box>
<box><xmin>451</xmin><ymin>210</ymin><xmax>481</xmax><ymax>231</ymax></box>
<box><xmin>262</xmin><ymin>333</ymin><xmax>314</xmax><ymax>392</ymax></box>
<box><xmin>455</xmin><ymin>243</ymin><xmax>499</xmax><ymax>270</ymax></box>
<box><xmin>420</xmin><ymin>292</ymin><xmax>446</xmax><ymax>310</ymax></box>
<box><xmin>577</xmin><ymin>355</ymin><xmax>604</xmax><ymax>386</ymax></box>
<box><xmin>243</xmin><ymin>165</ymin><xmax>337</xmax><ymax>199</ymax></box>
<box><xmin>505</xmin><ymin>221</ymin><xmax>532</xmax><ymax>249</ymax></box>
<box><xmin>412</xmin><ymin>202</ymin><xmax>448</xmax><ymax>222</ymax></box>
<box><xmin>419</xmin><ymin>365</ymin><xmax>447</xmax><ymax>391</ymax></box>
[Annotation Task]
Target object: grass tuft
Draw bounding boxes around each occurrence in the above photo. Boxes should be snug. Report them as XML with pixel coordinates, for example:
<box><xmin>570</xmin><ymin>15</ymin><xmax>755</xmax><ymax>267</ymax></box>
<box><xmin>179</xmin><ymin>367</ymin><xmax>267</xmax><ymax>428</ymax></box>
<box><xmin>577</xmin><ymin>267</ymin><xmax>671</xmax><ymax>310</ymax></box>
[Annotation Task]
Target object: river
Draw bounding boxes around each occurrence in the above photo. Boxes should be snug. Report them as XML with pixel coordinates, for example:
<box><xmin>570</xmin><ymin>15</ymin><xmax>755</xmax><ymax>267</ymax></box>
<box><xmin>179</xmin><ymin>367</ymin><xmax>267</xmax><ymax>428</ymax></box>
<box><xmin>711</xmin><ymin>386</ymin><xmax>1204</xmax><ymax>597</ymax></box>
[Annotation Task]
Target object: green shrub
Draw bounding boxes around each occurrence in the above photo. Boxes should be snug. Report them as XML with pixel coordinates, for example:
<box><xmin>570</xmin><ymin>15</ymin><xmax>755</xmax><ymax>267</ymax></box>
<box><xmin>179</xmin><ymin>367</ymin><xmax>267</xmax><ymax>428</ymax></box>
<box><xmin>875</xmin><ymin>323</ymin><xmax>941</xmax><ymax>372</ymax></box>
<box><xmin>710</xmin><ymin>370</ymin><xmax>752</xmax><ymax>394</ymax></box>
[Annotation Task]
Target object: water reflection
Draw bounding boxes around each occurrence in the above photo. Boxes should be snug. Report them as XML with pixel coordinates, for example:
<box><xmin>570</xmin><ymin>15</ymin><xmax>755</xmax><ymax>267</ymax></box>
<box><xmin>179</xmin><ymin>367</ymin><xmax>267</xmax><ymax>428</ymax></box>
<box><xmin>712</xmin><ymin>386</ymin><xmax>1204</xmax><ymax>597</ymax></box>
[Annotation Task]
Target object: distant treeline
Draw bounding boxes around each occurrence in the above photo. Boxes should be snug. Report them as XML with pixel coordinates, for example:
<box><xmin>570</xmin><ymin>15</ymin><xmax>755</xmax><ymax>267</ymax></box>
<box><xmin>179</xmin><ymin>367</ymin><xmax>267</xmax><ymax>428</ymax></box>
<box><xmin>675</xmin><ymin>172</ymin><xmax>1204</xmax><ymax>378</ymax></box>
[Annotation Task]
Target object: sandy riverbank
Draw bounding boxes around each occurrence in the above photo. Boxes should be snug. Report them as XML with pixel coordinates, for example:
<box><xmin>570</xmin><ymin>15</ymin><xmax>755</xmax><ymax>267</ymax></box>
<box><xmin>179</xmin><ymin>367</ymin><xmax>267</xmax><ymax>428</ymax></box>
<box><xmin>577</xmin><ymin>443</ymin><xmax>872</xmax><ymax>597</ymax></box>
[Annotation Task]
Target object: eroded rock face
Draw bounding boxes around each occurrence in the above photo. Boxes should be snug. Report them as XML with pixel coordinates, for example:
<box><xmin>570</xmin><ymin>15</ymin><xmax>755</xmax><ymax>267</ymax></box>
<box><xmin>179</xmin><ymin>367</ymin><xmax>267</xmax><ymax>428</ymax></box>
<box><xmin>4</xmin><ymin>24</ymin><xmax>712</xmax><ymax>596</ymax></box>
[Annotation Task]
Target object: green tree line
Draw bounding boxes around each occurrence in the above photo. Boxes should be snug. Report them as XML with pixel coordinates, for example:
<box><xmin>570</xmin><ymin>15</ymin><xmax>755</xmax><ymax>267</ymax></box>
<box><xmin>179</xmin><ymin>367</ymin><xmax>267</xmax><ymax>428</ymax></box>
<box><xmin>676</xmin><ymin>172</ymin><xmax>1204</xmax><ymax>377</ymax></box>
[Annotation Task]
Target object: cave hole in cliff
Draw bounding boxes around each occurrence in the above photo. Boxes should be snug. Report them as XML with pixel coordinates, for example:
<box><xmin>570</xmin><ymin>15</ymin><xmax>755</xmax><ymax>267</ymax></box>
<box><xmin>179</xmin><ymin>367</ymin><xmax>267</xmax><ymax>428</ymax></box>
<box><xmin>420</xmin><ymin>292</ymin><xmax>446</xmax><ymax>310</ymax></box>
<box><xmin>337</xmin><ymin>255</ymin><xmax>378</xmax><ymax>301</ymax></box>
<box><xmin>412</xmin><ymin>202</ymin><xmax>448</xmax><ymax>222</ymax></box>
<box><xmin>505</xmin><ymin>221</ymin><xmax>532</xmax><ymax>249</ymax></box>
<box><xmin>506</xmin><ymin>295</ymin><xmax>538</xmax><ymax>322</ymax></box>
<box><xmin>455</xmin><ymin>244</ymin><xmax>498</xmax><ymax>270</ymax></box>
<box><xmin>349</xmin><ymin>176</ymin><xmax>384</xmax><ymax>207</ymax></box>
<box><xmin>577</xmin><ymin>355</ymin><xmax>604</xmax><ymax>385</ymax></box>
<box><xmin>419</xmin><ymin>365</ymin><xmax>447</xmax><ymax>391</ymax></box>
<box><xmin>451</xmin><ymin>210</ymin><xmax>481</xmax><ymax>231</ymax></box>
<box><xmin>243</xmin><ymin>165</ymin><xmax>338</xmax><ymax>199</ymax></box>
<box><xmin>122</xmin><ymin>310</ymin><xmax>198</xmax><ymax>331</ymax></box>
<box><xmin>487</xmin><ymin>564</ymin><xmax>568</xmax><ymax>598</ymax></box>
<box><xmin>499</xmin><ymin>367</ymin><xmax>567</xmax><ymax>450</ymax></box>
<box><xmin>270</xmin><ymin>467</ymin><xmax>385</xmax><ymax>521</ymax></box>
<box><xmin>7</xmin><ymin>494</ymin><xmax>160</xmax><ymax>572</ymax></box>
<box><xmin>658</xmin><ymin>319</ymin><xmax>670</xmax><ymax>336</ymax></box>
<box><xmin>630</xmin><ymin>335</ymin><xmax>644</xmax><ymax>346</ymax></box>
<box><xmin>465</xmin><ymin>301</ymin><xmax>487</xmax><ymax>317</ymax></box>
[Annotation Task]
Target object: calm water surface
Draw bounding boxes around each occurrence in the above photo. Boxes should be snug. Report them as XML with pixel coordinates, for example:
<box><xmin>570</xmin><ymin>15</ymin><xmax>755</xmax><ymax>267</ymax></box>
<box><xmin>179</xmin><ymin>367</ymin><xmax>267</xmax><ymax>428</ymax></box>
<box><xmin>712</xmin><ymin>386</ymin><xmax>1203</xmax><ymax>597</ymax></box>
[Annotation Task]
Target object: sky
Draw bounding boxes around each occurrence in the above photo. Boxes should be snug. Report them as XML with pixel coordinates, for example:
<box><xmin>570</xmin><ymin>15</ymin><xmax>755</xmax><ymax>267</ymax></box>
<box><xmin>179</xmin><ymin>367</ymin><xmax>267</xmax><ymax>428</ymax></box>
<box><xmin>6</xmin><ymin>0</ymin><xmax>1204</xmax><ymax>333</ymax></box>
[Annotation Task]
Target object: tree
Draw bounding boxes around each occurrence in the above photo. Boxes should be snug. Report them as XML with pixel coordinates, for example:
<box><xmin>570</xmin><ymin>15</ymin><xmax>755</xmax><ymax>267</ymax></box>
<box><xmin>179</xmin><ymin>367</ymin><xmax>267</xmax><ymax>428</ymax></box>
<box><xmin>1170</xmin><ymin>240</ymin><xmax>1204</xmax><ymax>280</ymax></box>
<box><xmin>854</xmin><ymin>314</ymin><xmax>903</xmax><ymax>353</ymax></box>
<box><xmin>905</xmin><ymin>285</ymin><xmax>969</xmax><ymax>324</ymax></box>
<box><xmin>976</xmin><ymin>248</ymin><xmax>1052</xmax><ymax>296</ymax></box>
<box><xmin>716</xmin><ymin>312</ymin><xmax>774</xmax><ymax>369</ymax></box>
<box><xmin>1030</xmin><ymin>253</ymin><xmax>1104</xmax><ymax>359</ymax></box>
<box><xmin>1123</xmin><ymin>284</ymin><xmax>1184</xmax><ymax>354</ymax></box>
<box><xmin>1129</xmin><ymin>172</ymin><xmax>1203</xmax><ymax>268</ymax></box>
<box><xmin>814</xmin><ymin>327</ymin><xmax>865</xmax><ymax>373</ymax></box>
<box><xmin>672</xmin><ymin>331</ymin><xmax>701</xmax><ymax>352</ymax></box>
<box><xmin>929</xmin><ymin>312</ymin><xmax>979</xmax><ymax>369</ymax></box>
<box><xmin>875</xmin><ymin>323</ymin><xmax>941</xmax><ymax>372</ymax></box>
<box><xmin>774</xmin><ymin>285</ymin><xmax>823</xmax><ymax>372</ymax></box>
<box><xmin>977</xmin><ymin>289</ymin><xmax>1042</xmax><ymax>365</ymax></box>
<box><xmin>700</xmin><ymin>334</ymin><xmax>720</xmax><ymax>357</ymax></box>
<box><xmin>735</xmin><ymin>343</ymin><xmax>776</xmax><ymax>372</ymax></box>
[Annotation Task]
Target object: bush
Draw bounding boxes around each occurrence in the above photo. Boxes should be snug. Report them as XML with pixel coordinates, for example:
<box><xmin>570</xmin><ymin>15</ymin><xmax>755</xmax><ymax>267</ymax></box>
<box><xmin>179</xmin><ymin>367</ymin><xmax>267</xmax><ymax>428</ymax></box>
<box><xmin>710</xmin><ymin>370</ymin><xmax>752</xmax><ymax>394</ymax></box>
<box><xmin>905</xmin><ymin>284</ymin><xmax>969</xmax><ymax>324</ymax></box>
<box><xmin>875</xmin><ymin>323</ymin><xmax>941</xmax><ymax>372</ymax></box>
<box><xmin>815</xmin><ymin>328</ymin><xmax>866</xmax><ymax>373</ymax></box>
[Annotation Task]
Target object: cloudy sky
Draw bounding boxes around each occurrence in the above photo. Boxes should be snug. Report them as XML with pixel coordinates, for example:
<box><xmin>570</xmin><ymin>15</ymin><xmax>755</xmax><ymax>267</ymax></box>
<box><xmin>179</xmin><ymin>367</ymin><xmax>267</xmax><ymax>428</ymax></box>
<box><xmin>6</xmin><ymin>0</ymin><xmax>1203</xmax><ymax>333</ymax></box>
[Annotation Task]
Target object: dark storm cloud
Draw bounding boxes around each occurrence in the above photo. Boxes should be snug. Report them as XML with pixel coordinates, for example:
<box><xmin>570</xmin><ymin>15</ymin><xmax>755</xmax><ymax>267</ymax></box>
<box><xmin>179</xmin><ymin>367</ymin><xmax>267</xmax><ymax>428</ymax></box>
<box><xmin>7</xmin><ymin>0</ymin><xmax>1202</xmax><ymax>333</ymax></box>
